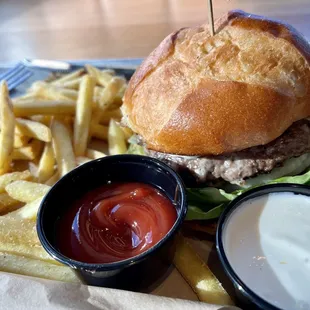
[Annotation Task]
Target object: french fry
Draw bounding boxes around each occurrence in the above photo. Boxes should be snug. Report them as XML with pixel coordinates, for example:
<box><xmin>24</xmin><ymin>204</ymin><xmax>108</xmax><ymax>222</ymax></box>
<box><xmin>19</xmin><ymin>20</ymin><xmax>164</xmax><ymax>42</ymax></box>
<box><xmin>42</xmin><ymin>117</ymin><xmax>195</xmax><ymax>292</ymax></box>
<box><xmin>0</xmin><ymin>217</ymin><xmax>56</xmax><ymax>263</ymax></box>
<box><xmin>0</xmin><ymin>252</ymin><xmax>80</xmax><ymax>283</ymax></box>
<box><xmin>44</xmin><ymin>172</ymin><xmax>59</xmax><ymax>186</ymax></box>
<box><xmin>76</xmin><ymin>156</ymin><xmax>92</xmax><ymax>166</ymax></box>
<box><xmin>13</xmin><ymin>100</ymin><xmax>76</xmax><ymax>117</ymax></box>
<box><xmin>0</xmin><ymin>217</ymin><xmax>52</xmax><ymax>261</ymax></box>
<box><xmin>26</xmin><ymin>81</ymin><xmax>78</xmax><ymax>102</ymax></box>
<box><xmin>85</xmin><ymin>65</ymin><xmax>115</xmax><ymax>87</ymax></box>
<box><xmin>73</xmin><ymin>75</ymin><xmax>94</xmax><ymax>156</ymax></box>
<box><xmin>95</xmin><ymin>77</ymin><xmax>125</xmax><ymax>111</ymax></box>
<box><xmin>93</xmin><ymin>86</ymin><xmax>104</xmax><ymax>104</ymax></box>
<box><xmin>86</xmin><ymin>149</ymin><xmax>106</xmax><ymax>160</ymax></box>
<box><xmin>29</xmin><ymin>81</ymin><xmax>74</xmax><ymax>101</ymax></box>
<box><xmin>0</xmin><ymin>216</ymin><xmax>42</xmax><ymax>247</ymax></box>
<box><xmin>0</xmin><ymin>193</ymin><xmax>20</xmax><ymax>214</ymax></box>
<box><xmin>28</xmin><ymin>162</ymin><xmax>38</xmax><ymax>178</ymax></box>
<box><xmin>54</xmin><ymin>116</ymin><xmax>74</xmax><ymax>136</ymax></box>
<box><xmin>173</xmin><ymin>235</ymin><xmax>233</xmax><ymax>305</ymax></box>
<box><xmin>109</xmin><ymin>94</ymin><xmax>124</xmax><ymax>110</ymax></box>
<box><xmin>121</xmin><ymin>126</ymin><xmax>133</xmax><ymax>140</ymax></box>
<box><xmin>0</xmin><ymin>65</ymin><xmax>132</xmax><ymax>283</ymax></box>
<box><xmin>12</xmin><ymin>140</ymin><xmax>44</xmax><ymax>161</ymax></box>
<box><xmin>90</xmin><ymin>123</ymin><xmax>108</xmax><ymax>140</ymax></box>
<box><xmin>108</xmin><ymin>119</ymin><xmax>127</xmax><ymax>155</ymax></box>
<box><xmin>93</xmin><ymin>77</ymin><xmax>126</xmax><ymax>125</ymax></box>
<box><xmin>117</xmin><ymin>83</ymin><xmax>127</xmax><ymax>98</ymax></box>
<box><xmin>8</xmin><ymin>197</ymin><xmax>42</xmax><ymax>220</ymax></box>
<box><xmin>14</xmin><ymin>134</ymin><xmax>30</xmax><ymax>148</ymax></box>
<box><xmin>44</xmin><ymin>72</ymin><xmax>60</xmax><ymax>83</ymax></box>
<box><xmin>50</xmin><ymin>68</ymin><xmax>85</xmax><ymax>86</ymax></box>
<box><xmin>99</xmin><ymin>77</ymin><xmax>126</xmax><ymax>110</ymax></box>
<box><xmin>0</xmin><ymin>242</ymin><xmax>54</xmax><ymax>265</ymax></box>
<box><xmin>5</xmin><ymin>180</ymin><xmax>50</xmax><ymax>203</ymax></box>
<box><xmin>61</xmin><ymin>77</ymin><xmax>83</xmax><ymax>89</ymax></box>
<box><xmin>29</xmin><ymin>115</ymin><xmax>52</xmax><ymax>126</ymax></box>
<box><xmin>15</xmin><ymin>118</ymin><xmax>52</xmax><ymax>142</ymax></box>
<box><xmin>94</xmin><ymin>85</ymin><xmax>124</xmax><ymax>110</ymax></box>
<box><xmin>0</xmin><ymin>81</ymin><xmax>15</xmax><ymax>174</ymax></box>
<box><xmin>38</xmin><ymin>143</ymin><xmax>55</xmax><ymax>183</ymax></box>
<box><xmin>12</xmin><ymin>93</ymin><xmax>38</xmax><ymax>103</ymax></box>
<box><xmin>99</xmin><ymin>109</ymin><xmax>122</xmax><ymax>125</ymax></box>
<box><xmin>58</xmin><ymin>88</ymin><xmax>78</xmax><ymax>101</ymax></box>
<box><xmin>0</xmin><ymin>170</ymin><xmax>32</xmax><ymax>193</ymax></box>
<box><xmin>51</xmin><ymin>120</ymin><xmax>76</xmax><ymax>177</ymax></box>
<box><xmin>0</xmin><ymin>217</ymin><xmax>38</xmax><ymax>242</ymax></box>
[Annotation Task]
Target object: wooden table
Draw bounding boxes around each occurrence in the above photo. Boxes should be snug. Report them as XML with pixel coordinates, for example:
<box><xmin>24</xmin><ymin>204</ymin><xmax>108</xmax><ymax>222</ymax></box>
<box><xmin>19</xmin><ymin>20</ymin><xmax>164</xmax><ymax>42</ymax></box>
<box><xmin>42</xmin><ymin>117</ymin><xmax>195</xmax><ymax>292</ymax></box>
<box><xmin>0</xmin><ymin>0</ymin><xmax>309</xmax><ymax>63</ymax></box>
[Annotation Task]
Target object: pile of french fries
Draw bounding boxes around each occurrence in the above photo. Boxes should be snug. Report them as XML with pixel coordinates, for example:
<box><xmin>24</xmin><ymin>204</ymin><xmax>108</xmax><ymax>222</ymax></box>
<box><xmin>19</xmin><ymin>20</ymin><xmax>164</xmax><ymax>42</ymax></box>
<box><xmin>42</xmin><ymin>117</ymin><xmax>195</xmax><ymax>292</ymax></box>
<box><xmin>0</xmin><ymin>65</ymin><xmax>232</xmax><ymax>305</ymax></box>
<box><xmin>0</xmin><ymin>65</ymin><xmax>130</xmax><ymax>281</ymax></box>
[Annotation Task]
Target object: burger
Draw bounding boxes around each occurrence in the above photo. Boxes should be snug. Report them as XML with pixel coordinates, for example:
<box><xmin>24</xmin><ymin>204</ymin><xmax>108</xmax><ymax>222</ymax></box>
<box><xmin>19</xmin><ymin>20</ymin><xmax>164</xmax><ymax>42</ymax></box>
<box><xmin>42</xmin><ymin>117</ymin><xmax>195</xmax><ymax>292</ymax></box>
<box><xmin>121</xmin><ymin>10</ymin><xmax>310</xmax><ymax>220</ymax></box>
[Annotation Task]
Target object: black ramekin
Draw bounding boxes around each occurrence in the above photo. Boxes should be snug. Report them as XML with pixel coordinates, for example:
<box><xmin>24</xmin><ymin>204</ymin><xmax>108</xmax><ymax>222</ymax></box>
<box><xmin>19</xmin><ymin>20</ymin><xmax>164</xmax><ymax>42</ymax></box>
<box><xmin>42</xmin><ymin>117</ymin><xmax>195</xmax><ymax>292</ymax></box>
<box><xmin>216</xmin><ymin>183</ymin><xmax>310</xmax><ymax>310</ymax></box>
<box><xmin>37</xmin><ymin>155</ymin><xmax>187</xmax><ymax>289</ymax></box>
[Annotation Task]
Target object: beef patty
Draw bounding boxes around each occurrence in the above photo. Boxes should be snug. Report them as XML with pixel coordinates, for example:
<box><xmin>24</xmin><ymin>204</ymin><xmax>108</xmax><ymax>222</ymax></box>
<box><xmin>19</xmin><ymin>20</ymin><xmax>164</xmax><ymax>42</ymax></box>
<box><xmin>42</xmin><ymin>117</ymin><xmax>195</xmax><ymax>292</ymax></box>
<box><xmin>144</xmin><ymin>119</ymin><xmax>310</xmax><ymax>185</ymax></box>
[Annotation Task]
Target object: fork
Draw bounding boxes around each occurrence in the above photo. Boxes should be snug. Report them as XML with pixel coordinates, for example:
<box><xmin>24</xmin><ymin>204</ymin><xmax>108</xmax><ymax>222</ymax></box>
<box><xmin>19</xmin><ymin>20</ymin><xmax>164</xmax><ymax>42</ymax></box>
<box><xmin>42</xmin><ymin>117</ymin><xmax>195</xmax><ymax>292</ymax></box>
<box><xmin>0</xmin><ymin>63</ymin><xmax>33</xmax><ymax>91</ymax></box>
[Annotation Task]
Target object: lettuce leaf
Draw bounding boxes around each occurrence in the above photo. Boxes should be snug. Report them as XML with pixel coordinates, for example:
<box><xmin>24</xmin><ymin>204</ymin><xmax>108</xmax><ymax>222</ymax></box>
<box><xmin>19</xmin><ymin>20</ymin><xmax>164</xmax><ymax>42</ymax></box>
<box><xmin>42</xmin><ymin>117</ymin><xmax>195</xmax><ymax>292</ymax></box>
<box><xmin>186</xmin><ymin>204</ymin><xmax>226</xmax><ymax>220</ymax></box>
<box><xmin>186</xmin><ymin>160</ymin><xmax>310</xmax><ymax>221</ymax></box>
<box><xmin>270</xmin><ymin>169</ymin><xmax>310</xmax><ymax>185</ymax></box>
<box><xmin>187</xmin><ymin>187</ymin><xmax>230</xmax><ymax>205</ymax></box>
<box><xmin>127</xmin><ymin>143</ymin><xmax>145</xmax><ymax>155</ymax></box>
<box><xmin>238</xmin><ymin>153</ymin><xmax>310</xmax><ymax>188</ymax></box>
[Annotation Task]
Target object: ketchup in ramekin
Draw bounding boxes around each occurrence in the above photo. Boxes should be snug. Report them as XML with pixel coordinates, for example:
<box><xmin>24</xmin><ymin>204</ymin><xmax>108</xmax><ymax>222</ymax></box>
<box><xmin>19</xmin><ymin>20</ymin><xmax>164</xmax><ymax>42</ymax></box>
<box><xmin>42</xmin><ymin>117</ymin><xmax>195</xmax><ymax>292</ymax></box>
<box><xmin>57</xmin><ymin>182</ymin><xmax>177</xmax><ymax>264</ymax></box>
<box><xmin>37</xmin><ymin>155</ymin><xmax>187</xmax><ymax>288</ymax></box>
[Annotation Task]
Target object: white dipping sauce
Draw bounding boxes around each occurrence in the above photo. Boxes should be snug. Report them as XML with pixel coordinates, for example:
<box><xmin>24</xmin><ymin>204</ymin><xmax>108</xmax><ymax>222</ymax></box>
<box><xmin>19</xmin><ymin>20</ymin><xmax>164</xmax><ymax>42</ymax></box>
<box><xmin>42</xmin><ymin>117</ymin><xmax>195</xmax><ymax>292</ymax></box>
<box><xmin>223</xmin><ymin>192</ymin><xmax>310</xmax><ymax>310</ymax></box>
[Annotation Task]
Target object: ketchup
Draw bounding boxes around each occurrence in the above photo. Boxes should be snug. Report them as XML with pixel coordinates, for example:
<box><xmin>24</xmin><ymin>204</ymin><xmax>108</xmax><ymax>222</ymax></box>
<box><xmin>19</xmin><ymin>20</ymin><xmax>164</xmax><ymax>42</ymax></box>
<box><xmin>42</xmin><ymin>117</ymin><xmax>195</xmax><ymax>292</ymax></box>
<box><xmin>57</xmin><ymin>183</ymin><xmax>177</xmax><ymax>264</ymax></box>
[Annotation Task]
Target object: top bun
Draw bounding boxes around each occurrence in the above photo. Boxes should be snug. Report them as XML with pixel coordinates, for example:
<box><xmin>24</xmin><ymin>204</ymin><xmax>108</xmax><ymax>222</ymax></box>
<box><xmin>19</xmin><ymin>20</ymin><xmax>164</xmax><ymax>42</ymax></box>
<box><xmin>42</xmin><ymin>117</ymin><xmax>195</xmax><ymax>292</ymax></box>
<box><xmin>122</xmin><ymin>10</ymin><xmax>310</xmax><ymax>155</ymax></box>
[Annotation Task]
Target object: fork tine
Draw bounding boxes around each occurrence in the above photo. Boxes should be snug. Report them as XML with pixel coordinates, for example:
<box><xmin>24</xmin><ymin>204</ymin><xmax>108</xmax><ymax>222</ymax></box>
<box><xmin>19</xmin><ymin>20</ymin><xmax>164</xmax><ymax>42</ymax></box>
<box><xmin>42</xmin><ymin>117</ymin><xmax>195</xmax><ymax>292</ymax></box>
<box><xmin>8</xmin><ymin>70</ymin><xmax>33</xmax><ymax>91</ymax></box>
<box><xmin>6</xmin><ymin>66</ymin><xmax>29</xmax><ymax>84</ymax></box>
<box><xmin>0</xmin><ymin>63</ymin><xmax>24</xmax><ymax>81</ymax></box>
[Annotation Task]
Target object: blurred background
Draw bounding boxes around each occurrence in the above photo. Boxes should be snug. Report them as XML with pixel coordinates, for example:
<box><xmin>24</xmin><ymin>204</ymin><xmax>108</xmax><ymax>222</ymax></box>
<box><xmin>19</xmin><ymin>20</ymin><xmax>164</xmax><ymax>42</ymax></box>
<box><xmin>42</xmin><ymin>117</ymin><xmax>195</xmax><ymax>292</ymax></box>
<box><xmin>0</xmin><ymin>0</ymin><xmax>309</xmax><ymax>63</ymax></box>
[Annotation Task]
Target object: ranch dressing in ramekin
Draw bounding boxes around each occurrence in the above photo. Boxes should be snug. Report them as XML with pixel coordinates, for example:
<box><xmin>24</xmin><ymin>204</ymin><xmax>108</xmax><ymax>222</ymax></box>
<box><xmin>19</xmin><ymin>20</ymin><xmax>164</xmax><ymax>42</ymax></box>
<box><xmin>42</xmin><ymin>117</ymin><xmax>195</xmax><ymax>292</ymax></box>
<box><xmin>223</xmin><ymin>192</ymin><xmax>310</xmax><ymax>310</ymax></box>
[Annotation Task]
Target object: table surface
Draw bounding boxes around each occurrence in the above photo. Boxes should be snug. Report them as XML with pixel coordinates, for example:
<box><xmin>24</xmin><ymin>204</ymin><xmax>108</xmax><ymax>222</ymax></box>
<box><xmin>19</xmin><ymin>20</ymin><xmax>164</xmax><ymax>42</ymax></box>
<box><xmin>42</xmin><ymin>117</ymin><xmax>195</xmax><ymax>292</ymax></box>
<box><xmin>0</xmin><ymin>0</ymin><xmax>309</xmax><ymax>63</ymax></box>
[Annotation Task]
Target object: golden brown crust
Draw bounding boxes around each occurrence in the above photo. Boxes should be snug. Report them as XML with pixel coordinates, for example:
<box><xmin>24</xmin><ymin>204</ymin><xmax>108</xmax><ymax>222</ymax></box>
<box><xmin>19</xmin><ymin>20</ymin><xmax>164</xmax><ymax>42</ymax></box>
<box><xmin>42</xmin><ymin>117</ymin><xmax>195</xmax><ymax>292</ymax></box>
<box><xmin>225</xmin><ymin>10</ymin><xmax>310</xmax><ymax>64</ymax></box>
<box><xmin>124</xmin><ymin>28</ymin><xmax>182</xmax><ymax>101</ymax></box>
<box><xmin>148</xmin><ymin>80</ymin><xmax>299</xmax><ymax>155</ymax></box>
<box><xmin>122</xmin><ymin>10</ymin><xmax>310</xmax><ymax>155</ymax></box>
